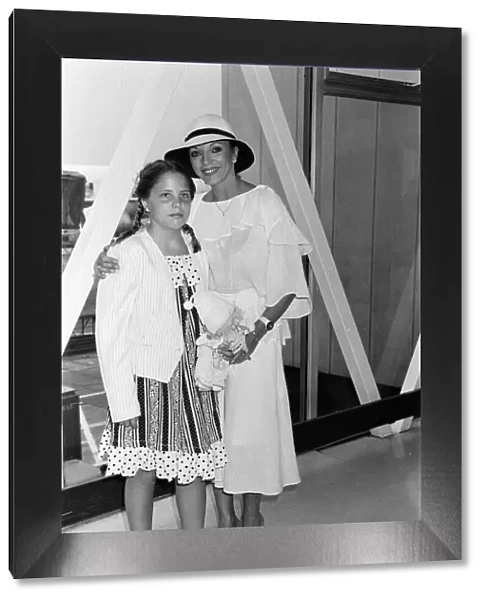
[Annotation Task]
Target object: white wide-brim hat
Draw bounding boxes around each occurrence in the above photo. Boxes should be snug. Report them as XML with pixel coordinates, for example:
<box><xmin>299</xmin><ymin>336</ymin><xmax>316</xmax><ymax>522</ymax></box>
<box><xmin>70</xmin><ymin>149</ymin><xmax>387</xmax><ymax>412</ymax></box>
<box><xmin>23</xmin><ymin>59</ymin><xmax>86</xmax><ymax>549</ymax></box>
<box><xmin>164</xmin><ymin>114</ymin><xmax>255</xmax><ymax>179</ymax></box>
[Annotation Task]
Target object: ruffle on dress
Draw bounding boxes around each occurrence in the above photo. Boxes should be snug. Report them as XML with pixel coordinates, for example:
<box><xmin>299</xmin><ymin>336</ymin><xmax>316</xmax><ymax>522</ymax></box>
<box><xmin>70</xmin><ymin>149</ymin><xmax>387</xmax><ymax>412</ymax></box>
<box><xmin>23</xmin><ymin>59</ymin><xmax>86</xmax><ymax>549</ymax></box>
<box><xmin>266</xmin><ymin>240</ymin><xmax>312</xmax><ymax>321</ymax></box>
<box><xmin>98</xmin><ymin>427</ymin><xmax>227</xmax><ymax>485</ymax></box>
<box><xmin>191</xmin><ymin>186</ymin><xmax>266</xmax><ymax>241</ymax></box>
<box><xmin>267</xmin><ymin>214</ymin><xmax>312</xmax><ymax>254</ymax></box>
<box><xmin>193</xmin><ymin>185</ymin><xmax>311</xmax><ymax>250</ymax></box>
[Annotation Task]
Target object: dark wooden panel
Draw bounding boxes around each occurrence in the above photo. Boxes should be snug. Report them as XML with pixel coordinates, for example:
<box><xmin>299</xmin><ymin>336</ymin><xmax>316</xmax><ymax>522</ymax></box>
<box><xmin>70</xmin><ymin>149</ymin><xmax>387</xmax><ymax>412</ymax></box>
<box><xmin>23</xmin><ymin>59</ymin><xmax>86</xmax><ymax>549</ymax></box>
<box><xmin>330</xmin><ymin>97</ymin><xmax>378</xmax><ymax>377</ymax></box>
<box><xmin>371</xmin><ymin>102</ymin><xmax>420</xmax><ymax>386</ymax></box>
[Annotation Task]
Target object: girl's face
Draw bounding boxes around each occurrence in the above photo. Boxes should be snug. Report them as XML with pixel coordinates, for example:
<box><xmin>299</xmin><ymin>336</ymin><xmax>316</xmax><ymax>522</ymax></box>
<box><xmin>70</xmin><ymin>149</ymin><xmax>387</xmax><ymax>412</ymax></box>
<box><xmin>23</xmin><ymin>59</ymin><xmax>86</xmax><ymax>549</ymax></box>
<box><xmin>188</xmin><ymin>140</ymin><xmax>238</xmax><ymax>186</ymax></box>
<box><xmin>143</xmin><ymin>172</ymin><xmax>193</xmax><ymax>231</ymax></box>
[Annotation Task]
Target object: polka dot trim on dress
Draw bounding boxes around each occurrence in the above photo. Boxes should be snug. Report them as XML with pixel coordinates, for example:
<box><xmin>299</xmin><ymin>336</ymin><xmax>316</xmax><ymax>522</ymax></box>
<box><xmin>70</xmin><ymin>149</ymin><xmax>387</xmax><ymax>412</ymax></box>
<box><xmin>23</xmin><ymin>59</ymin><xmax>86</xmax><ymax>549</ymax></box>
<box><xmin>165</xmin><ymin>255</ymin><xmax>201</xmax><ymax>288</ymax></box>
<box><xmin>98</xmin><ymin>427</ymin><xmax>227</xmax><ymax>484</ymax></box>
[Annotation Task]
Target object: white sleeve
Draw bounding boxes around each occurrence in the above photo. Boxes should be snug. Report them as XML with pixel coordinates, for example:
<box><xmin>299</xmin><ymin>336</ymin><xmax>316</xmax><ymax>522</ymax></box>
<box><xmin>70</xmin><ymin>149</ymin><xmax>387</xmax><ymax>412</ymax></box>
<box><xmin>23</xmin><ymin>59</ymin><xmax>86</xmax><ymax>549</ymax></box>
<box><xmin>95</xmin><ymin>243</ymin><xmax>141</xmax><ymax>423</ymax></box>
<box><xmin>263</xmin><ymin>189</ymin><xmax>312</xmax><ymax>319</ymax></box>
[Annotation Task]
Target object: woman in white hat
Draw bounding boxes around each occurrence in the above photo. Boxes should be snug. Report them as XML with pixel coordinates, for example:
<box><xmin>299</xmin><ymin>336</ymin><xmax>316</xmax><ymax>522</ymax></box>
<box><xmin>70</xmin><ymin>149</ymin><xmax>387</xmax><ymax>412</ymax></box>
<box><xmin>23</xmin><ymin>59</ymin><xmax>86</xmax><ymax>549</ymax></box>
<box><xmin>96</xmin><ymin>114</ymin><xmax>312</xmax><ymax>528</ymax></box>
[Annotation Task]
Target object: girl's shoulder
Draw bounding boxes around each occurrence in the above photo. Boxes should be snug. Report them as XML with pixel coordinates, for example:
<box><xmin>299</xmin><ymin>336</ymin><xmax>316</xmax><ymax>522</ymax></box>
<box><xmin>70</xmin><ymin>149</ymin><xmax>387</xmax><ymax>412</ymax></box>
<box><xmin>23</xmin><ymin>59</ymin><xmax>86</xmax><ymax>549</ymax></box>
<box><xmin>109</xmin><ymin>229</ymin><xmax>147</xmax><ymax>263</ymax></box>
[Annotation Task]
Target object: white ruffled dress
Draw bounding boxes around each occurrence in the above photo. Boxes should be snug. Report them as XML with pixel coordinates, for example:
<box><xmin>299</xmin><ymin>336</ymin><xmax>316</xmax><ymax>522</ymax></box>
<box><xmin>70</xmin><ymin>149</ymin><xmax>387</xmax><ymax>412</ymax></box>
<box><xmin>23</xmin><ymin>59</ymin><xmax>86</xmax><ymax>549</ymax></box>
<box><xmin>189</xmin><ymin>185</ymin><xmax>312</xmax><ymax>495</ymax></box>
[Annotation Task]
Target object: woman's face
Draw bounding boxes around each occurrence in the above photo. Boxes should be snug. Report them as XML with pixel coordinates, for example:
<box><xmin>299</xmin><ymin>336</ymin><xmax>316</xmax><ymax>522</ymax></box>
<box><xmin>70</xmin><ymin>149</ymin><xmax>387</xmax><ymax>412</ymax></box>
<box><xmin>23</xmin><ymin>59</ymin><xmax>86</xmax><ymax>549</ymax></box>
<box><xmin>143</xmin><ymin>172</ymin><xmax>193</xmax><ymax>231</ymax></box>
<box><xmin>188</xmin><ymin>140</ymin><xmax>238</xmax><ymax>186</ymax></box>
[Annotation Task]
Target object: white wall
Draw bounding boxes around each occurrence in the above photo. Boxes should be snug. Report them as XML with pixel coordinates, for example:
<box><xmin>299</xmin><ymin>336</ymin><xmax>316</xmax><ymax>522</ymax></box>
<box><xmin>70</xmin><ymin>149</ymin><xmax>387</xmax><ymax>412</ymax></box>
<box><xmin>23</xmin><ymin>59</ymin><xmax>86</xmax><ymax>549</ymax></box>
<box><xmin>62</xmin><ymin>59</ymin><xmax>222</xmax><ymax>193</ymax></box>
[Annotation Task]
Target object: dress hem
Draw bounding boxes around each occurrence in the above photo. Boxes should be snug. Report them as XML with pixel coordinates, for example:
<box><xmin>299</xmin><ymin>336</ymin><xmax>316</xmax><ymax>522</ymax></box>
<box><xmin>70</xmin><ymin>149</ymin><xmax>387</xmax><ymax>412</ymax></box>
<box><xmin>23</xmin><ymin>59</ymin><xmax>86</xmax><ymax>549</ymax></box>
<box><xmin>213</xmin><ymin>479</ymin><xmax>301</xmax><ymax>496</ymax></box>
<box><xmin>98</xmin><ymin>434</ymin><xmax>227</xmax><ymax>485</ymax></box>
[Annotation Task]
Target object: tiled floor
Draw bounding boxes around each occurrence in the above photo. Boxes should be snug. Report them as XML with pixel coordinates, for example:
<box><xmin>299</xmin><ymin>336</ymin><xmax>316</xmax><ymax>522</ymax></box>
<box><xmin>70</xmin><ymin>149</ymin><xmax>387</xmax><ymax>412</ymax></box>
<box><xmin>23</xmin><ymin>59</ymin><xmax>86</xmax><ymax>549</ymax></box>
<box><xmin>64</xmin><ymin>418</ymin><xmax>420</xmax><ymax>533</ymax></box>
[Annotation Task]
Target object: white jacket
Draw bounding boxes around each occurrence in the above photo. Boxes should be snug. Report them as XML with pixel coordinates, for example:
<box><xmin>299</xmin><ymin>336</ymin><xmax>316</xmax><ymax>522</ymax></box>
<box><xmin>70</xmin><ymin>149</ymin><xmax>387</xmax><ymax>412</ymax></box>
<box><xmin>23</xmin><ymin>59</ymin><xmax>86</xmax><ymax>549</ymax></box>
<box><xmin>95</xmin><ymin>228</ymin><xmax>209</xmax><ymax>423</ymax></box>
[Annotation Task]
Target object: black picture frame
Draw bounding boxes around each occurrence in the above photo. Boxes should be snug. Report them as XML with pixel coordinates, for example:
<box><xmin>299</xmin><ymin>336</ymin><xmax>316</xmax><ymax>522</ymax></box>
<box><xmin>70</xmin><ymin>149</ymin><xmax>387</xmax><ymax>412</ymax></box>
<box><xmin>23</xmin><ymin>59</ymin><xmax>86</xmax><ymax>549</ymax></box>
<box><xmin>10</xmin><ymin>10</ymin><xmax>461</xmax><ymax>578</ymax></box>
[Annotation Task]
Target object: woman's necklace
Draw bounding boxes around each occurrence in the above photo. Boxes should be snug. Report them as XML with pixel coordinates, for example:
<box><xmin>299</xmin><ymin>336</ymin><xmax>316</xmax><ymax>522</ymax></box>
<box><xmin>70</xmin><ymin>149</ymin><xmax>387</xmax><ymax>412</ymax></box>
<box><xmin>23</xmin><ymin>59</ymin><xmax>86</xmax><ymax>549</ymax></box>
<box><xmin>212</xmin><ymin>178</ymin><xmax>242</xmax><ymax>216</ymax></box>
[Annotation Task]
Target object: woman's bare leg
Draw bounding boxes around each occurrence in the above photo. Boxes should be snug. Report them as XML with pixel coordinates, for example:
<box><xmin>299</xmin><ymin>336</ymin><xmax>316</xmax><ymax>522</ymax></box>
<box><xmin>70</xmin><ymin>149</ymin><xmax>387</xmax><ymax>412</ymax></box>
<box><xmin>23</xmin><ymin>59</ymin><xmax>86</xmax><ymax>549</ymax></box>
<box><xmin>175</xmin><ymin>477</ymin><xmax>207</xmax><ymax>530</ymax></box>
<box><xmin>124</xmin><ymin>468</ymin><xmax>156</xmax><ymax>531</ymax></box>
<box><xmin>212</xmin><ymin>486</ymin><xmax>240</xmax><ymax>528</ymax></box>
<box><xmin>242</xmin><ymin>493</ymin><xmax>264</xmax><ymax>527</ymax></box>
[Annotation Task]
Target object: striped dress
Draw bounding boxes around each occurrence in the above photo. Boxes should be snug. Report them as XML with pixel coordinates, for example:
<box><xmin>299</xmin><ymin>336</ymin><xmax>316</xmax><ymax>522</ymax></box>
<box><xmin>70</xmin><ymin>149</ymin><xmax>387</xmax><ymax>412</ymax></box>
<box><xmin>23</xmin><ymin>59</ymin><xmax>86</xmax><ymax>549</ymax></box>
<box><xmin>98</xmin><ymin>254</ymin><xmax>227</xmax><ymax>484</ymax></box>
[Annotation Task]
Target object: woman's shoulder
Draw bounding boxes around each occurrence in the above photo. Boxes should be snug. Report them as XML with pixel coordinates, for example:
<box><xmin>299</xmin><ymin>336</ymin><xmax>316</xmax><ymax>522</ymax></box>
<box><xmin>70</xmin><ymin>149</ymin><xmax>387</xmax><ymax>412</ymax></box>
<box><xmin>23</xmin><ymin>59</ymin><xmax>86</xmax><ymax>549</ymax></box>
<box><xmin>242</xmin><ymin>184</ymin><xmax>279</xmax><ymax>206</ymax></box>
<box><xmin>252</xmin><ymin>185</ymin><xmax>287</xmax><ymax>216</ymax></box>
<box><xmin>226</xmin><ymin>184</ymin><xmax>286</xmax><ymax>229</ymax></box>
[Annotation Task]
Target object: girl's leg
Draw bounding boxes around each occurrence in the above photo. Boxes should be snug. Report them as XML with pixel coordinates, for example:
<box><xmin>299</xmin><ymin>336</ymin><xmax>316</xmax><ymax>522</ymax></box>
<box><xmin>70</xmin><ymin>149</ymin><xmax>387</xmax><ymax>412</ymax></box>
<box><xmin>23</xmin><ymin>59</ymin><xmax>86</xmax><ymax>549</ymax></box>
<box><xmin>242</xmin><ymin>493</ymin><xmax>264</xmax><ymax>527</ymax></box>
<box><xmin>212</xmin><ymin>485</ymin><xmax>240</xmax><ymax>528</ymax></box>
<box><xmin>175</xmin><ymin>477</ymin><xmax>207</xmax><ymax>530</ymax></box>
<box><xmin>124</xmin><ymin>468</ymin><xmax>156</xmax><ymax>531</ymax></box>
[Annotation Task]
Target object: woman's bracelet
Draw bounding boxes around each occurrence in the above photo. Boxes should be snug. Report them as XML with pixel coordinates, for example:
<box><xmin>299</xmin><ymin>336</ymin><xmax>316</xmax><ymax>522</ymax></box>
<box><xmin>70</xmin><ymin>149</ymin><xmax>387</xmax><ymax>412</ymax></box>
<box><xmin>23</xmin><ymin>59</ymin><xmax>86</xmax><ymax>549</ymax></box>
<box><xmin>253</xmin><ymin>319</ymin><xmax>271</xmax><ymax>341</ymax></box>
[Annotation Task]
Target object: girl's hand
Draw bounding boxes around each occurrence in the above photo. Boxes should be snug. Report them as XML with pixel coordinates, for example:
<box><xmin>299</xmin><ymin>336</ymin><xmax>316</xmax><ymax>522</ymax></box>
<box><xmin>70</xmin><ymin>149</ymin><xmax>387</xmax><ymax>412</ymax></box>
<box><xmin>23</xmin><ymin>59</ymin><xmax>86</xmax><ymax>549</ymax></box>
<box><xmin>119</xmin><ymin>417</ymin><xmax>139</xmax><ymax>429</ymax></box>
<box><xmin>94</xmin><ymin>245</ymin><xmax>120</xmax><ymax>279</ymax></box>
<box><xmin>230</xmin><ymin>331</ymin><xmax>260</xmax><ymax>365</ymax></box>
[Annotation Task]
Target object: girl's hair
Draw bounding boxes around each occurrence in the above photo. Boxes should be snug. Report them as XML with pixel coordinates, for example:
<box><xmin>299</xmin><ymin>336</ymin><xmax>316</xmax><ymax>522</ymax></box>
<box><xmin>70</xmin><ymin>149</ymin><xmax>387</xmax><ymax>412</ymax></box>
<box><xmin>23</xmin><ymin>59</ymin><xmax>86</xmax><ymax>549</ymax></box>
<box><xmin>181</xmin><ymin>223</ymin><xmax>202</xmax><ymax>253</ymax></box>
<box><xmin>114</xmin><ymin>159</ymin><xmax>201</xmax><ymax>253</ymax></box>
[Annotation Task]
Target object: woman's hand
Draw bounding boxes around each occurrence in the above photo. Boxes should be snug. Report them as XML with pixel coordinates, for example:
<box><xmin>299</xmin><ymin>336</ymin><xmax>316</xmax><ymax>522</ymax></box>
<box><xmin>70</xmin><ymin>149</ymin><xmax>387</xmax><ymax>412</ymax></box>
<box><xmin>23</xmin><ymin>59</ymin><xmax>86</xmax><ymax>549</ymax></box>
<box><xmin>119</xmin><ymin>417</ymin><xmax>139</xmax><ymax>429</ymax></box>
<box><xmin>218</xmin><ymin>345</ymin><xmax>236</xmax><ymax>362</ymax></box>
<box><xmin>230</xmin><ymin>331</ymin><xmax>260</xmax><ymax>365</ymax></box>
<box><xmin>94</xmin><ymin>245</ymin><xmax>120</xmax><ymax>279</ymax></box>
<box><xmin>217</xmin><ymin>339</ymin><xmax>241</xmax><ymax>363</ymax></box>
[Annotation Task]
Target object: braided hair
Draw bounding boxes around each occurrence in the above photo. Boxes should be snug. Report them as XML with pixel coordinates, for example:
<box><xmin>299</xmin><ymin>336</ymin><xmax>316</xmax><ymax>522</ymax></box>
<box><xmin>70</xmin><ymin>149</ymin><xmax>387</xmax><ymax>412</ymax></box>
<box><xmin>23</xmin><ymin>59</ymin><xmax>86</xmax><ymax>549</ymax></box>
<box><xmin>181</xmin><ymin>223</ymin><xmax>201</xmax><ymax>253</ymax></box>
<box><xmin>114</xmin><ymin>198</ymin><xmax>146</xmax><ymax>245</ymax></box>
<box><xmin>113</xmin><ymin>159</ymin><xmax>201</xmax><ymax>253</ymax></box>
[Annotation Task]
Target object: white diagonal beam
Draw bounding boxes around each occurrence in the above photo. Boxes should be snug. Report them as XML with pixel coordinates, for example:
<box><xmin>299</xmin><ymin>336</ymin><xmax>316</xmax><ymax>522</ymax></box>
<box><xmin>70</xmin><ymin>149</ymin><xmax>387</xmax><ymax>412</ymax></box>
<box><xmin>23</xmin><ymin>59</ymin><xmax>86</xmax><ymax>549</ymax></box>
<box><xmin>401</xmin><ymin>335</ymin><xmax>421</xmax><ymax>392</ymax></box>
<box><xmin>62</xmin><ymin>63</ymin><xmax>186</xmax><ymax>354</ymax></box>
<box><xmin>390</xmin><ymin>335</ymin><xmax>421</xmax><ymax>434</ymax></box>
<box><xmin>376</xmin><ymin>248</ymin><xmax>419</xmax><ymax>384</ymax></box>
<box><xmin>241</xmin><ymin>65</ymin><xmax>381</xmax><ymax>406</ymax></box>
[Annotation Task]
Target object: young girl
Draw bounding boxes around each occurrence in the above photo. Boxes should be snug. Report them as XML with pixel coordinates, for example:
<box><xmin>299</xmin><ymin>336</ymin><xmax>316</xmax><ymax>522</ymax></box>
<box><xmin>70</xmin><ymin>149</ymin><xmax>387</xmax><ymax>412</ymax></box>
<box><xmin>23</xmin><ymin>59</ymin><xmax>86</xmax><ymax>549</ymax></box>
<box><xmin>95</xmin><ymin>159</ymin><xmax>227</xmax><ymax>531</ymax></box>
